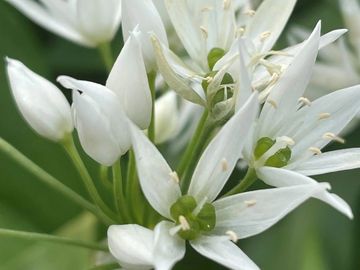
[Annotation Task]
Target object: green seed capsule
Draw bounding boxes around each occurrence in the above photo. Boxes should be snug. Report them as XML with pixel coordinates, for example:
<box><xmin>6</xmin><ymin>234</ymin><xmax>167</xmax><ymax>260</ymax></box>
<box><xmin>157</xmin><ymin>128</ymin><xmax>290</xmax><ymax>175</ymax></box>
<box><xmin>197</xmin><ymin>203</ymin><xmax>216</xmax><ymax>231</ymax></box>
<box><xmin>170</xmin><ymin>195</ymin><xmax>197</xmax><ymax>220</ymax></box>
<box><xmin>207</xmin><ymin>47</ymin><xmax>226</xmax><ymax>70</ymax></box>
<box><xmin>265</xmin><ymin>147</ymin><xmax>292</xmax><ymax>168</ymax></box>
<box><xmin>254</xmin><ymin>137</ymin><xmax>275</xmax><ymax>159</ymax></box>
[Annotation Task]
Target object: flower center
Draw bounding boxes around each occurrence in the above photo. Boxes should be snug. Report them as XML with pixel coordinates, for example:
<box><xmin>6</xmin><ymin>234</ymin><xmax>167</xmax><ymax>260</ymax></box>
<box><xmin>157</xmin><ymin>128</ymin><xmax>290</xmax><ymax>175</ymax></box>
<box><xmin>254</xmin><ymin>137</ymin><xmax>293</xmax><ymax>168</ymax></box>
<box><xmin>170</xmin><ymin>195</ymin><xmax>216</xmax><ymax>240</ymax></box>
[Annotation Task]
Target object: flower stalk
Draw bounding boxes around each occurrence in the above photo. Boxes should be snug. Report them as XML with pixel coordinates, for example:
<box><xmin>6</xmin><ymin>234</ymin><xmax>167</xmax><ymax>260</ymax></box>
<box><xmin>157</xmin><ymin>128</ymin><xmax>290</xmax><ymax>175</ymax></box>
<box><xmin>98</xmin><ymin>42</ymin><xmax>114</xmax><ymax>72</ymax></box>
<box><xmin>224</xmin><ymin>168</ymin><xmax>258</xmax><ymax>197</ymax></box>
<box><xmin>147</xmin><ymin>71</ymin><xmax>157</xmax><ymax>143</ymax></box>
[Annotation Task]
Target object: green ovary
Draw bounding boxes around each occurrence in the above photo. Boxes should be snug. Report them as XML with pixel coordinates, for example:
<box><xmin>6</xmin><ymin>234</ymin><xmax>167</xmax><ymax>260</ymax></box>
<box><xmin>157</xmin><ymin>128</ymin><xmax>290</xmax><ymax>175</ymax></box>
<box><xmin>170</xmin><ymin>195</ymin><xmax>216</xmax><ymax>240</ymax></box>
<box><xmin>254</xmin><ymin>137</ymin><xmax>292</xmax><ymax>168</ymax></box>
<box><xmin>207</xmin><ymin>47</ymin><xmax>226</xmax><ymax>70</ymax></box>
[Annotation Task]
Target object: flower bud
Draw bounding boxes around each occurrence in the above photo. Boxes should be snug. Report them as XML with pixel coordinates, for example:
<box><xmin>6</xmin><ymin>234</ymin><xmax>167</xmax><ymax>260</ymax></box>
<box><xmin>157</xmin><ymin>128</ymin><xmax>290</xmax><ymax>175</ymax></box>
<box><xmin>58</xmin><ymin>76</ymin><xmax>131</xmax><ymax>166</ymax></box>
<box><xmin>5</xmin><ymin>58</ymin><xmax>73</xmax><ymax>141</ymax></box>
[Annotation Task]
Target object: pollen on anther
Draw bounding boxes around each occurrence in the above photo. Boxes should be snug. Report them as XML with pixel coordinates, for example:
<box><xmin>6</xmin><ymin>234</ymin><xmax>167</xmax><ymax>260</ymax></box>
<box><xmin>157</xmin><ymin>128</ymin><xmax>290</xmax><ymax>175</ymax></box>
<box><xmin>319</xmin><ymin>113</ymin><xmax>331</xmax><ymax>120</ymax></box>
<box><xmin>298</xmin><ymin>97</ymin><xmax>312</xmax><ymax>106</ymax></box>
<box><xmin>169</xmin><ymin>171</ymin><xmax>180</xmax><ymax>184</ymax></box>
<box><xmin>260</xmin><ymin>31</ymin><xmax>271</xmax><ymax>42</ymax></box>
<box><xmin>244</xmin><ymin>200</ymin><xmax>257</xmax><ymax>207</ymax></box>
<box><xmin>267</xmin><ymin>99</ymin><xmax>278</xmax><ymax>109</ymax></box>
<box><xmin>179</xmin><ymin>216</ymin><xmax>190</xmax><ymax>231</ymax></box>
<box><xmin>200</xmin><ymin>26</ymin><xmax>208</xmax><ymax>38</ymax></box>
<box><xmin>322</xmin><ymin>132</ymin><xmax>345</xmax><ymax>144</ymax></box>
<box><xmin>223</xmin><ymin>0</ymin><xmax>231</xmax><ymax>10</ymax></box>
<box><xmin>279</xmin><ymin>136</ymin><xmax>295</xmax><ymax>146</ymax></box>
<box><xmin>236</xmin><ymin>27</ymin><xmax>245</xmax><ymax>38</ymax></box>
<box><xmin>309</xmin><ymin>147</ymin><xmax>322</xmax><ymax>155</ymax></box>
<box><xmin>244</xmin><ymin>9</ymin><xmax>256</xmax><ymax>16</ymax></box>
<box><xmin>221</xmin><ymin>158</ymin><xmax>229</xmax><ymax>172</ymax></box>
<box><xmin>226</xmin><ymin>230</ymin><xmax>239</xmax><ymax>243</ymax></box>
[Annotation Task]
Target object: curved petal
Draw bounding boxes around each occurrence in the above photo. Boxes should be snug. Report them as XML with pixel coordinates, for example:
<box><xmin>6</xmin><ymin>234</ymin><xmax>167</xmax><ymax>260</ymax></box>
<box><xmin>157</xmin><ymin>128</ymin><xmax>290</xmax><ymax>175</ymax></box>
<box><xmin>130</xmin><ymin>124</ymin><xmax>181</xmax><ymax>219</ymax></box>
<box><xmin>108</xmin><ymin>224</ymin><xmax>154</xmax><ymax>270</ymax></box>
<box><xmin>213</xmin><ymin>184</ymin><xmax>328</xmax><ymax>239</ymax></box>
<box><xmin>191</xmin><ymin>236</ymin><xmax>259</xmax><ymax>270</ymax></box>
<box><xmin>188</xmin><ymin>92</ymin><xmax>259</xmax><ymax>203</ymax></box>
<box><xmin>257</xmin><ymin>167</ymin><xmax>353</xmax><ymax>219</ymax></box>
<box><xmin>153</xmin><ymin>221</ymin><xmax>186</xmax><ymax>270</ymax></box>
<box><xmin>293</xmin><ymin>148</ymin><xmax>360</xmax><ymax>176</ymax></box>
<box><xmin>107</xmin><ymin>31</ymin><xmax>152</xmax><ymax>129</ymax></box>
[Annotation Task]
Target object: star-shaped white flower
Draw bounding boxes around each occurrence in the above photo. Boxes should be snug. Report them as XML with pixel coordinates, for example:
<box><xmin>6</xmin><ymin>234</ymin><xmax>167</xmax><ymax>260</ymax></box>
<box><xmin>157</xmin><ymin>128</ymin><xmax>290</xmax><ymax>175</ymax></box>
<box><xmin>239</xmin><ymin>21</ymin><xmax>360</xmax><ymax>219</ymax></box>
<box><xmin>6</xmin><ymin>0</ymin><xmax>122</xmax><ymax>47</ymax></box>
<box><xmin>108</xmin><ymin>93</ymin><xmax>330</xmax><ymax>270</ymax></box>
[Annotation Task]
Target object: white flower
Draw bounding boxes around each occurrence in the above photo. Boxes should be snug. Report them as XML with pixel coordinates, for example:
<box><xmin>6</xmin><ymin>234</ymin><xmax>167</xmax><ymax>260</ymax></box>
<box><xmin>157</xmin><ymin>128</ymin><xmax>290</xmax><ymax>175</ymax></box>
<box><xmin>241</xmin><ymin>22</ymin><xmax>360</xmax><ymax>219</ymax></box>
<box><xmin>6</xmin><ymin>0</ymin><xmax>122</xmax><ymax>47</ymax></box>
<box><xmin>108</xmin><ymin>93</ymin><xmax>329</xmax><ymax>269</ymax></box>
<box><xmin>58</xmin><ymin>76</ymin><xmax>130</xmax><ymax>166</ymax></box>
<box><xmin>5</xmin><ymin>58</ymin><xmax>73</xmax><ymax>142</ymax></box>
<box><xmin>154</xmin><ymin>92</ymin><xmax>180</xmax><ymax>144</ymax></box>
<box><xmin>121</xmin><ymin>0</ymin><xmax>168</xmax><ymax>70</ymax></box>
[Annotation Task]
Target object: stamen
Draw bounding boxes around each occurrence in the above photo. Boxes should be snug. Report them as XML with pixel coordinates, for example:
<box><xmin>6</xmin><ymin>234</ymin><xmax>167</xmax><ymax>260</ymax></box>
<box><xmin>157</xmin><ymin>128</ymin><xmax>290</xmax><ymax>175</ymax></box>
<box><xmin>235</xmin><ymin>27</ymin><xmax>245</xmax><ymax>38</ymax></box>
<box><xmin>205</xmin><ymin>76</ymin><xmax>214</xmax><ymax>83</ymax></box>
<box><xmin>200</xmin><ymin>26</ymin><xmax>208</xmax><ymax>38</ymax></box>
<box><xmin>267</xmin><ymin>99</ymin><xmax>278</xmax><ymax>109</ymax></box>
<box><xmin>179</xmin><ymin>216</ymin><xmax>190</xmax><ymax>231</ymax></box>
<box><xmin>223</xmin><ymin>0</ymin><xmax>231</xmax><ymax>10</ymax></box>
<box><xmin>280</xmin><ymin>136</ymin><xmax>295</xmax><ymax>146</ymax></box>
<box><xmin>319</xmin><ymin>113</ymin><xmax>331</xmax><ymax>120</ymax></box>
<box><xmin>298</xmin><ymin>97</ymin><xmax>312</xmax><ymax>107</ymax></box>
<box><xmin>322</xmin><ymin>132</ymin><xmax>345</xmax><ymax>144</ymax></box>
<box><xmin>169</xmin><ymin>225</ymin><xmax>182</xmax><ymax>236</ymax></box>
<box><xmin>260</xmin><ymin>31</ymin><xmax>272</xmax><ymax>42</ymax></box>
<box><xmin>259</xmin><ymin>59</ymin><xmax>282</xmax><ymax>76</ymax></box>
<box><xmin>201</xmin><ymin>6</ymin><xmax>213</xmax><ymax>12</ymax></box>
<box><xmin>309</xmin><ymin>147</ymin><xmax>322</xmax><ymax>155</ymax></box>
<box><xmin>221</xmin><ymin>158</ymin><xmax>229</xmax><ymax>172</ymax></box>
<box><xmin>244</xmin><ymin>9</ymin><xmax>256</xmax><ymax>16</ymax></box>
<box><xmin>192</xmin><ymin>196</ymin><xmax>208</xmax><ymax>216</ymax></box>
<box><xmin>244</xmin><ymin>200</ymin><xmax>257</xmax><ymax>207</ymax></box>
<box><xmin>226</xmin><ymin>230</ymin><xmax>239</xmax><ymax>243</ymax></box>
<box><xmin>169</xmin><ymin>171</ymin><xmax>180</xmax><ymax>184</ymax></box>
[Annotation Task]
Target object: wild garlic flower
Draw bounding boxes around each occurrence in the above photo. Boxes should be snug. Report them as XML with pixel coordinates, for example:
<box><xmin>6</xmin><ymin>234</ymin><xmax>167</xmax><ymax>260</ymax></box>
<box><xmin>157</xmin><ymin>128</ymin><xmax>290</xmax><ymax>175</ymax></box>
<box><xmin>107</xmin><ymin>93</ymin><xmax>330</xmax><ymax>270</ymax></box>
<box><xmin>6</xmin><ymin>0</ymin><xmax>122</xmax><ymax>47</ymax></box>
<box><xmin>240</xmin><ymin>23</ymin><xmax>360</xmax><ymax>219</ymax></box>
<box><xmin>5</xmin><ymin>58</ymin><xmax>73</xmax><ymax>142</ymax></box>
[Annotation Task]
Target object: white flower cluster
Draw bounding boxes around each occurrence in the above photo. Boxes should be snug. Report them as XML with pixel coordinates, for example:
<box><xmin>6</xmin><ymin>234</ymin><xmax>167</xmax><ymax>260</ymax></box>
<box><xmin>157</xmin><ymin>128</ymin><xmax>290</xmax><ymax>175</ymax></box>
<box><xmin>3</xmin><ymin>0</ymin><xmax>360</xmax><ymax>269</ymax></box>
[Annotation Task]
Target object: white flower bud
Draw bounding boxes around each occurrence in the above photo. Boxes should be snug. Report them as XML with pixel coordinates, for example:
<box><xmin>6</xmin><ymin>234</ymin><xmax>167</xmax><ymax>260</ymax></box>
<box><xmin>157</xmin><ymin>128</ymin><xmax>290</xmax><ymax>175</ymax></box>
<box><xmin>154</xmin><ymin>92</ymin><xmax>179</xmax><ymax>144</ymax></box>
<box><xmin>121</xmin><ymin>0</ymin><xmax>168</xmax><ymax>70</ymax></box>
<box><xmin>5</xmin><ymin>58</ymin><xmax>73</xmax><ymax>141</ymax></box>
<box><xmin>58</xmin><ymin>76</ymin><xmax>131</xmax><ymax>166</ymax></box>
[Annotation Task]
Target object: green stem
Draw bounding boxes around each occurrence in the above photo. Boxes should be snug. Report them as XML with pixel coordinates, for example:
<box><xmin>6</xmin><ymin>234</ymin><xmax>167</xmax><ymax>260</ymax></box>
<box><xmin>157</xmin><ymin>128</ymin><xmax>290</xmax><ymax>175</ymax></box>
<box><xmin>99</xmin><ymin>165</ymin><xmax>112</xmax><ymax>190</ymax></box>
<box><xmin>90</xmin><ymin>263</ymin><xmax>120</xmax><ymax>270</ymax></box>
<box><xmin>126</xmin><ymin>150</ymin><xmax>142</xmax><ymax>223</ymax></box>
<box><xmin>0</xmin><ymin>137</ymin><xmax>113</xmax><ymax>225</ymax></box>
<box><xmin>62</xmin><ymin>136</ymin><xmax>118</xmax><ymax>222</ymax></box>
<box><xmin>0</xmin><ymin>228</ymin><xmax>107</xmax><ymax>251</ymax></box>
<box><xmin>147</xmin><ymin>71</ymin><xmax>157</xmax><ymax>143</ymax></box>
<box><xmin>98</xmin><ymin>42</ymin><xmax>113</xmax><ymax>72</ymax></box>
<box><xmin>224</xmin><ymin>168</ymin><xmax>258</xmax><ymax>197</ymax></box>
<box><xmin>112</xmin><ymin>160</ymin><xmax>130</xmax><ymax>222</ymax></box>
<box><xmin>177</xmin><ymin>110</ymin><xmax>209</xmax><ymax>178</ymax></box>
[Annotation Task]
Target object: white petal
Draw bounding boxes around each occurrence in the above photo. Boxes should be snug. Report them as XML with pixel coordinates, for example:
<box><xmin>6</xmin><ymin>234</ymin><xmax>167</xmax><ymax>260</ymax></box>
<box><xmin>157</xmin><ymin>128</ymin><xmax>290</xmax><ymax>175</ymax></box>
<box><xmin>191</xmin><ymin>236</ymin><xmax>259</xmax><ymax>270</ymax></box>
<box><xmin>293</xmin><ymin>148</ymin><xmax>360</xmax><ymax>176</ymax></box>
<box><xmin>108</xmin><ymin>224</ymin><xmax>154</xmax><ymax>270</ymax></box>
<box><xmin>130</xmin><ymin>124</ymin><xmax>181</xmax><ymax>219</ymax></box>
<box><xmin>257</xmin><ymin>22</ymin><xmax>321</xmax><ymax>138</ymax></box>
<box><xmin>257</xmin><ymin>167</ymin><xmax>353</xmax><ymax>219</ymax></box>
<box><xmin>122</xmin><ymin>0</ymin><xmax>168</xmax><ymax>69</ymax></box>
<box><xmin>6</xmin><ymin>0</ymin><xmax>95</xmax><ymax>46</ymax></box>
<box><xmin>188</xmin><ymin>92</ymin><xmax>259</xmax><ymax>203</ymax></box>
<box><xmin>107</xmin><ymin>32</ymin><xmax>152</xmax><ymax>129</ymax></box>
<box><xmin>245</xmin><ymin>0</ymin><xmax>297</xmax><ymax>53</ymax></box>
<box><xmin>76</xmin><ymin>0</ymin><xmax>122</xmax><ymax>44</ymax></box>
<box><xmin>151</xmin><ymin>35</ymin><xmax>206</xmax><ymax>106</ymax></box>
<box><xmin>58</xmin><ymin>76</ymin><xmax>130</xmax><ymax>165</ymax></box>
<box><xmin>153</xmin><ymin>221</ymin><xmax>186</xmax><ymax>270</ymax></box>
<box><xmin>213</xmin><ymin>183</ymin><xmax>328</xmax><ymax>239</ymax></box>
<box><xmin>154</xmin><ymin>92</ymin><xmax>180</xmax><ymax>144</ymax></box>
<box><xmin>6</xmin><ymin>58</ymin><xmax>73</xmax><ymax>141</ymax></box>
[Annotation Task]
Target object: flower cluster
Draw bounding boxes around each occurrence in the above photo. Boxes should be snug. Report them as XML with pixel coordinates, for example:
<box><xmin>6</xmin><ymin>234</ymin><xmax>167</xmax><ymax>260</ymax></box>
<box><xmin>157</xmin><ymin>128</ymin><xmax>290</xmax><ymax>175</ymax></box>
<box><xmin>1</xmin><ymin>0</ymin><xmax>360</xmax><ymax>269</ymax></box>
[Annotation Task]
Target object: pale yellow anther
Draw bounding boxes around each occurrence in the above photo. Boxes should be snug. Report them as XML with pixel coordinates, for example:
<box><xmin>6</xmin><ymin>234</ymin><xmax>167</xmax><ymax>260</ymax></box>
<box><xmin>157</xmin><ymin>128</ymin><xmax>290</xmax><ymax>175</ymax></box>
<box><xmin>226</xmin><ymin>230</ymin><xmax>239</xmax><ymax>243</ymax></box>
<box><xmin>169</xmin><ymin>171</ymin><xmax>180</xmax><ymax>184</ymax></box>
<box><xmin>322</xmin><ymin>132</ymin><xmax>345</xmax><ymax>144</ymax></box>
<box><xmin>279</xmin><ymin>136</ymin><xmax>295</xmax><ymax>146</ymax></box>
<box><xmin>179</xmin><ymin>216</ymin><xmax>190</xmax><ymax>231</ymax></box>
<box><xmin>267</xmin><ymin>99</ymin><xmax>278</xmax><ymax>109</ymax></box>
<box><xmin>221</xmin><ymin>158</ymin><xmax>229</xmax><ymax>172</ymax></box>
<box><xmin>236</xmin><ymin>27</ymin><xmax>245</xmax><ymax>38</ymax></box>
<box><xmin>223</xmin><ymin>0</ymin><xmax>231</xmax><ymax>10</ymax></box>
<box><xmin>309</xmin><ymin>147</ymin><xmax>322</xmax><ymax>155</ymax></box>
<box><xmin>244</xmin><ymin>9</ymin><xmax>256</xmax><ymax>16</ymax></box>
<box><xmin>298</xmin><ymin>97</ymin><xmax>312</xmax><ymax>106</ymax></box>
<box><xmin>200</xmin><ymin>26</ymin><xmax>208</xmax><ymax>38</ymax></box>
<box><xmin>319</xmin><ymin>113</ymin><xmax>331</xmax><ymax>120</ymax></box>
<box><xmin>260</xmin><ymin>31</ymin><xmax>272</xmax><ymax>42</ymax></box>
<box><xmin>201</xmin><ymin>6</ymin><xmax>214</xmax><ymax>12</ymax></box>
<box><xmin>206</xmin><ymin>76</ymin><xmax>214</xmax><ymax>83</ymax></box>
<box><xmin>244</xmin><ymin>200</ymin><xmax>257</xmax><ymax>207</ymax></box>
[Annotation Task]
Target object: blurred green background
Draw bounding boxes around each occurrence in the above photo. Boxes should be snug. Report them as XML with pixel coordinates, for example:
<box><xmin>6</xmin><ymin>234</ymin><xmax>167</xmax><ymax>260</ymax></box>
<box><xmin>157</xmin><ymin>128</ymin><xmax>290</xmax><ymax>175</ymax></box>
<box><xmin>0</xmin><ymin>0</ymin><xmax>359</xmax><ymax>269</ymax></box>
